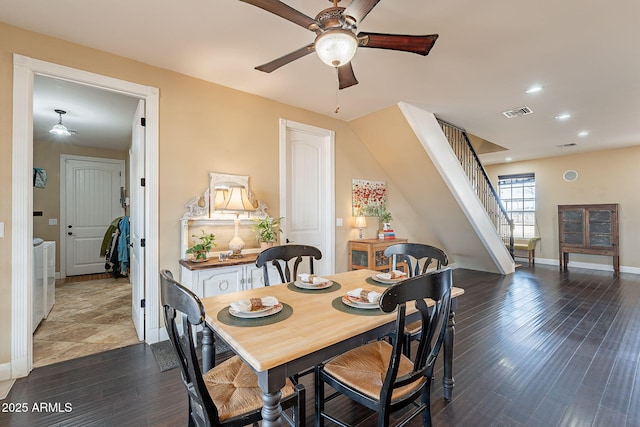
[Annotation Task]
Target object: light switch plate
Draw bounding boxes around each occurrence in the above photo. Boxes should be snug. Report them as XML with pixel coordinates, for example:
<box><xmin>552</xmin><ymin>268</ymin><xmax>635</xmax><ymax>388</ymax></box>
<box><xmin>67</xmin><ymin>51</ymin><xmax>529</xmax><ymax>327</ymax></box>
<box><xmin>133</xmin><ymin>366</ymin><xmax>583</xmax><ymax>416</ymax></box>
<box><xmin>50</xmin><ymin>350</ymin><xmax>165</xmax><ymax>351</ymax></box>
<box><xmin>336</xmin><ymin>218</ymin><xmax>343</xmax><ymax>227</ymax></box>
<box><xmin>49</xmin><ymin>218</ymin><xmax>58</xmax><ymax>225</ymax></box>
<box><xmin>0</xmin><ymin>222</ymin><xmax>4</xmax><ymax>238</ymax></box>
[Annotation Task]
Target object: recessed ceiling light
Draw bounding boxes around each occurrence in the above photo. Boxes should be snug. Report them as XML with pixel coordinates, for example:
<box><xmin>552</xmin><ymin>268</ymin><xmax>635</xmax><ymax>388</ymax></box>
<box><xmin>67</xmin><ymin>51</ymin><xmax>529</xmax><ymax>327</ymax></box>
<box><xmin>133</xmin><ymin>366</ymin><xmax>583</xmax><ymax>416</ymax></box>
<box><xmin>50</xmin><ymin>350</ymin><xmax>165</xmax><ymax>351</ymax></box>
<box><xmin>555</xmin><ymin>113</ymin><xmax>571</xmax><ymax>120</ymax></box>
<box><xmin>526</xmin><ymin>85</ymin><xmax>542</xmax><ymax>94</ymax></box>
<box><xmin>505</xmin><ymin>157</ymin><xmax>512</xmax><ymax>162</ymax></box>
<box><xmin>578</xmin><ymin>131</ymin><xmax>589</xmax><ymax>137</ymax></box>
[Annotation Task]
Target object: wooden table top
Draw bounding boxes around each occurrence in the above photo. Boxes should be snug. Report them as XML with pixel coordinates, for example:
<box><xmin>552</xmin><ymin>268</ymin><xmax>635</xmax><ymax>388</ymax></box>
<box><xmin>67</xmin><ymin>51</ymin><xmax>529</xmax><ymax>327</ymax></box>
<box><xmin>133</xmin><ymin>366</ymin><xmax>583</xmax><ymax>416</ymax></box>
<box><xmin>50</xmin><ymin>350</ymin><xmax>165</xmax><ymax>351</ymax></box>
<box><xmin>201</xmin><ymin>269</ymin><xmax>465</xmax><ymax>372</ymax></box>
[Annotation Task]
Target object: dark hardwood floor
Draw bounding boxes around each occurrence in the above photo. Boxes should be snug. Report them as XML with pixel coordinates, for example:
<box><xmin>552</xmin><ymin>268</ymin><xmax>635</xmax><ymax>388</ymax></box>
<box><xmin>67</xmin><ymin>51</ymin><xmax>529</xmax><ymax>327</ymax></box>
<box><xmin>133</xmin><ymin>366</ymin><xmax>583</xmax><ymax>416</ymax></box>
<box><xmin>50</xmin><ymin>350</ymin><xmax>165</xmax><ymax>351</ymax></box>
<box><xmin>2</xmin><ymin>264</ymin><xmax>639</xmax><ymax>426</ymax></box>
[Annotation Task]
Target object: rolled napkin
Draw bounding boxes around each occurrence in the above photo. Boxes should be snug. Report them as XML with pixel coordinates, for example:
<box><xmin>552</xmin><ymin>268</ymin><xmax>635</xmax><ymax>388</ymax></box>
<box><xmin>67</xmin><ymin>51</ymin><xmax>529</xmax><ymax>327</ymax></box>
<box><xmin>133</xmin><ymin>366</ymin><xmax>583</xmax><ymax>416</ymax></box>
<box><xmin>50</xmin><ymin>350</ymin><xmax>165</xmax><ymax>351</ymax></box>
<box><xmin>297</xmin><ymin>273</ymin><xmax>330</xmax><ymax>285</ymax></box>
<box><xmin>347</xmin><ymin>288</ymin><xmax>382</xmax><ymax>304</ymax></box>
<box><xmin>377</xmin><ymin>270</ymin><xmax>407</xmax><ymax>281</ymax></box>
<box><xmin>230</xmin><ymin>296</ymin><xmax>279</xmax><ymax>313</ymax></box>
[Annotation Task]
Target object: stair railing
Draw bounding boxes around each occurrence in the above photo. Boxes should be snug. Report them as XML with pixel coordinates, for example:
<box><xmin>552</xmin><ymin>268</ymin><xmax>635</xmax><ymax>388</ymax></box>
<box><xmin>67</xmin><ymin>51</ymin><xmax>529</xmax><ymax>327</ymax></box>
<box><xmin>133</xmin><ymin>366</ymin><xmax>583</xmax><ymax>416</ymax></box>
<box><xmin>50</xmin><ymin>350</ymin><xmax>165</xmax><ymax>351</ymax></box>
<box><xmin>437</xmin><ymin>119</ymin><xmax>514</xmax><ymax>255</ymax></box>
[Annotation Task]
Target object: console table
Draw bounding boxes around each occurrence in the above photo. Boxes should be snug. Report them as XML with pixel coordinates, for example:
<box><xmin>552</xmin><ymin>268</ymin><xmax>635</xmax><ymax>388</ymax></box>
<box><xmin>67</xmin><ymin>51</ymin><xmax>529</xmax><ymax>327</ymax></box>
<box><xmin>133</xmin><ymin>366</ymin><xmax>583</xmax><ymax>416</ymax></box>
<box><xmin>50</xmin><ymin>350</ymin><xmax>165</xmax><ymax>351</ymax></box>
<box><xmin>558</xmin><ymin>203</ymin><xmax>619</xmax><ymax>275</ymax></box>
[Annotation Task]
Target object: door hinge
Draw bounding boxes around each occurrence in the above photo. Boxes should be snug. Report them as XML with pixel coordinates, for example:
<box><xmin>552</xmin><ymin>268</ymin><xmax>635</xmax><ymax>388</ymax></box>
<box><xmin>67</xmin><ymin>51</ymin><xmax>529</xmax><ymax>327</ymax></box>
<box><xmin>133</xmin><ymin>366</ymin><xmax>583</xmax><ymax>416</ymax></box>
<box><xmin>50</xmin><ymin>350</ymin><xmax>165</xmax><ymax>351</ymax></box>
<box><xmin>140</xmin><ymin>117</ymin><xmax>146</xmax><ymax>127</ymax></box>
<box><xmin>141</xmin><ymin>238</ymin><xmax>146</xmax><ymax>247</ymax></box>
<box><xmin>140</xmin><ymin>178</ymin><xmax>146</xmax><ymax>187</ymax></box>
<box><xmin>141</xmin><ymin>299</ymin><xmax>146</xmax><ymax>308</ymax></box>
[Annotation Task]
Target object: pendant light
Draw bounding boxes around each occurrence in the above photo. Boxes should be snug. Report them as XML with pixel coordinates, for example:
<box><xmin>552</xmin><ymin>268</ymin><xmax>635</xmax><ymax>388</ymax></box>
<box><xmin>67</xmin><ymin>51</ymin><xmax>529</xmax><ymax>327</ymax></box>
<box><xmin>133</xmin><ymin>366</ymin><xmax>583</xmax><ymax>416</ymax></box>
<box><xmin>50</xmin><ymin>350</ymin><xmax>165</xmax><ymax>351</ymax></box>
<box><xmin>49</xmin><ymin>109</ymin><xmax>71</xmax><ymax>136</ymax></box>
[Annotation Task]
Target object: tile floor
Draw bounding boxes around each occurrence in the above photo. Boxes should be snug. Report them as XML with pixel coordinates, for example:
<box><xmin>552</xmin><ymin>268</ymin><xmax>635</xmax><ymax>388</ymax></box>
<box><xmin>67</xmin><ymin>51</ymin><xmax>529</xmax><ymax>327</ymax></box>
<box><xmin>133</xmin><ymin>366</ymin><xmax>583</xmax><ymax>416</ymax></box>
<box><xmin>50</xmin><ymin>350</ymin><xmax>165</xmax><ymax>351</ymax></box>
<box><xmin>33</xmin><ymin>275</ymin><xmax>141</xmax><ymax>367</ymax></box>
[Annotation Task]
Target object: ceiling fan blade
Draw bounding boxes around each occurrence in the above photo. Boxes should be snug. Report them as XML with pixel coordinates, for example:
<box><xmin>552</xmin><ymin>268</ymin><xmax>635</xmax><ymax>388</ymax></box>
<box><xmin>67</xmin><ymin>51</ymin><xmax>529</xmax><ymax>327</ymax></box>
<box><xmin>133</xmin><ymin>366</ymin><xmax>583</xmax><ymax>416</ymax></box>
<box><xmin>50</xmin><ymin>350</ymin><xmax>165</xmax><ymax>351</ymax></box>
<box><xmin>239</xmin><ymin>0</ymin><xmax>319</xmax><ymax>30</ymax></box>
<box><xmin>358</xmin><ymin>32</ymin><xmax>439</xmax><ymax>56</ymax></box>
<box><xmin>337</xmin><ymin>63</ymin><xmax>359</xmax><ymax>90</ymax></box>
<box><xmin>255</xmin><ymin>43</ymin><xmax>315</xmax><ymax>73</ymax></box>
<box><xmin>344</xmin><ymin>0</ymin><xmax>381</xmax><ymax>24</ymax></box>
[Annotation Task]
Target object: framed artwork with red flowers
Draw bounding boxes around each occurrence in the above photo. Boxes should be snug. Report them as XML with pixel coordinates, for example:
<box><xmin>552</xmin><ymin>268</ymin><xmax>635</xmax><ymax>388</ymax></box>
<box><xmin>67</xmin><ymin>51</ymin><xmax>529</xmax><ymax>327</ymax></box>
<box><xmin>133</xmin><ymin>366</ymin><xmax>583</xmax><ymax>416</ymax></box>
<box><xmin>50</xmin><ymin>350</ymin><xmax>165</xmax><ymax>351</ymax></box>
<box><xmin>352</xmin><ymin>179</ymin><xmax>387</xmax><ymax>217</ymax></box>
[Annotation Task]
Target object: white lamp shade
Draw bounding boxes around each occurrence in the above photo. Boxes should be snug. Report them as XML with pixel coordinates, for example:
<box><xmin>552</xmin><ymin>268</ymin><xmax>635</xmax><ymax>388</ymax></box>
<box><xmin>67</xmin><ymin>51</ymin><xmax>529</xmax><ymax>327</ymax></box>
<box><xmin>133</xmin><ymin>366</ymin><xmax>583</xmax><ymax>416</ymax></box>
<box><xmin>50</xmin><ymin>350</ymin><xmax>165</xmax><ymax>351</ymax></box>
<box><xmin>355</xmin><ymin>216</ymin><xmax>367</xmax><ymax>228</ymax></box>
<box><xmin>315</xmin><ymin>29</ymin><xmax>358</xmax><ymax>67</ymax></box>
<box><xmin>214</xmin><ymin>185</ymin><xmax>255</xmax><ymax>212</ymax></box>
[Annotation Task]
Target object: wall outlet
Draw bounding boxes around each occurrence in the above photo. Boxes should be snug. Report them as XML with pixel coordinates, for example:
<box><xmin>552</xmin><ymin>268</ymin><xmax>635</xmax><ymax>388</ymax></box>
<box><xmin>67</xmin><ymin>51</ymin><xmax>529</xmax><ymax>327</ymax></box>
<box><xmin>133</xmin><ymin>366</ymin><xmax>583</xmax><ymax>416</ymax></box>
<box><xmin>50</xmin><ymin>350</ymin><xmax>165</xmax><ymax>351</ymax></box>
<box><xmin>49</xmin><ymin>218</ymin><xmax>58</xmax><ymax>225</ymax></box>
<box><xmin>0</xmin><ymin>222</ymin><xmax>4</xmax><ymax>238</ymax></box>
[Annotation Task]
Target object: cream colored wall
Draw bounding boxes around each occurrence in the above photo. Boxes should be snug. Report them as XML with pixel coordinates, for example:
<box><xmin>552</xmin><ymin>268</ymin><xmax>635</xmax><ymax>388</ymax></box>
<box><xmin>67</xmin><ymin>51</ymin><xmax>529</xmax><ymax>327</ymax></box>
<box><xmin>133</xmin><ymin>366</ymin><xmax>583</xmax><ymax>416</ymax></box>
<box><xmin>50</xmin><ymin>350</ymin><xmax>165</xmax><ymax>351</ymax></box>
<box><xmin>33</xmin><ymin>139</ymin><xmax>128</xmax><ymax>272</ymax></box>
<box><xmin>0</xmin><ymin>22</ymin><xmax>421</xmax><ymax>365</ymax></box>
<box><xmin>485</xmin><ymin>145</ymin><xmax>640</xmax><ymax>269</ymax></box>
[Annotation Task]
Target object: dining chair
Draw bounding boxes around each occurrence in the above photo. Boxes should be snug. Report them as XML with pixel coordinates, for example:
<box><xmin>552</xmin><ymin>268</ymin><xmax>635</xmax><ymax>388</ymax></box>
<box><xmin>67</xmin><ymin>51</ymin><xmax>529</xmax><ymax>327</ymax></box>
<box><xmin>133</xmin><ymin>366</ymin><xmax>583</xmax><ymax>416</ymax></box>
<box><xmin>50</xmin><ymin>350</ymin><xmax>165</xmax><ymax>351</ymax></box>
<box><xmin>160</xmin><ymin>270</ymin><xmax>306</xmax><ymax>427</ymax></box>
<box><xmin>255</xmin><ymin>244</ymin><xmax>322</xmax><ymax>286</ymax></box>
<box><xmin>255</xmin><ymin>244</ymin><xmax>323</xmax><ymax>383</ymax></box>
<box><xmin>315</xmin><ymin>268</ymin><xmax>453</xmax><ymax>427</ymax></box>
<box><xmin>384</xmin><ymin>243</ymin><xmax>449</xmax><ymax>357</ymax></box>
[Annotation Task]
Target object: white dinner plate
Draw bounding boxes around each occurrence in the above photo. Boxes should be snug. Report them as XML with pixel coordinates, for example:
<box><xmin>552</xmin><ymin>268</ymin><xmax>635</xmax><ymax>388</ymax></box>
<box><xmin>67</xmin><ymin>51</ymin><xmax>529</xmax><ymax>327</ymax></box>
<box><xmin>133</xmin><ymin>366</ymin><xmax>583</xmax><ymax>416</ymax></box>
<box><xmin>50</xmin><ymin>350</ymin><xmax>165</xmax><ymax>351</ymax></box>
<box><xmin>342</xmin><ymin>295</ymin><xmax>379</xmax><ymax>310</ymax></box>
<box><xmin>229</xmin><ymin>303</ymin><xmax>283</xmax><ymax>318</ymax></box>
<box><xmin>294</xmin><ymin>280</ymin><xmax>333</xmax><ymax>290</ymax></box>
<box><xmin>372</xmin><ymin>273</ymin><xmax>406</xmax><ymax>284</ymax></box>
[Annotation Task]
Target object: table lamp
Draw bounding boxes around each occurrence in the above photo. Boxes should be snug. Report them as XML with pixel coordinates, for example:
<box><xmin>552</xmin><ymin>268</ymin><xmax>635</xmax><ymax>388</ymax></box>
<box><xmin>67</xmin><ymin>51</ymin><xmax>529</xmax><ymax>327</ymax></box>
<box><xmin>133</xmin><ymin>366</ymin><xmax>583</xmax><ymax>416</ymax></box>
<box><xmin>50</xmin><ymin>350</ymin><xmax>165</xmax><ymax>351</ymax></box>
<box><xmin>355</xmin><ymin>216</ymin><xmax>367</xmax><ymax>240</ymax></box>
<box><xmin>214</xmin><ymin>184</ymin><xmax>255</xmax><ymax>258</ymax></box>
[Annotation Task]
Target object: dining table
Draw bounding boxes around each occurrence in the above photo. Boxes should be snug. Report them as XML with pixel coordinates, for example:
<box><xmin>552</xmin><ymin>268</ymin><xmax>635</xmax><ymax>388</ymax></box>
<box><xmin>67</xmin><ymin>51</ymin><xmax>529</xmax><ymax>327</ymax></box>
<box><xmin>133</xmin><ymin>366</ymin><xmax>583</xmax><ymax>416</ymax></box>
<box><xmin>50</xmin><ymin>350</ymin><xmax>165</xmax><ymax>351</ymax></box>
<box><xmin>200</xmin><ymin>268</ymin><xmax>465</xmax><ymax>426</ymax></box>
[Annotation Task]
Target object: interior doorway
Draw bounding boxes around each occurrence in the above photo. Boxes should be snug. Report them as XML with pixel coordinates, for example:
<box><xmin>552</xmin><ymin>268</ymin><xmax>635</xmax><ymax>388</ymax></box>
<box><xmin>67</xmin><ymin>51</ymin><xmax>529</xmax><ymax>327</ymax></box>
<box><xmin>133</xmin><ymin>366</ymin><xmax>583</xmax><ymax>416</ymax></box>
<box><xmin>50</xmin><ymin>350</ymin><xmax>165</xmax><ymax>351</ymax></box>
<box><xmin>61</xmin><ymin>156</ymin><xmax>126</xmax><ymax>277</ymax></box>
<box><xmin>11</xmin><ymin>54</ymin><xmax>160</xmax><ymax>378</ymax></box>
<box><xmin>279</xmin><ymin>119</ymin><xmax>335</xmax><ymax>276</ymax></box>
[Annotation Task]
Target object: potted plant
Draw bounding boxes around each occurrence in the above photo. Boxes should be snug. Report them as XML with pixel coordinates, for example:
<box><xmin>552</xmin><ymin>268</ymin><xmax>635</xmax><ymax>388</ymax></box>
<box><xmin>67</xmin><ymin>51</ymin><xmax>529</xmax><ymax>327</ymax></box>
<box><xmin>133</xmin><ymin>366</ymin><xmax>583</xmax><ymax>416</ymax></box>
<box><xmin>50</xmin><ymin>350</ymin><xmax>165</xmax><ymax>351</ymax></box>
<box><xmin>252</xmin><ymin>216</ymin><xmax>283</xmax><ymax>249</ymax></box>
<box><xmin>186</xmin><ymin>230</ymin><xmax>216</xmax><ymax>261</ymax></box>
<box><xmin>379</xmin><ymin>209</ymin><xmax>393</xmax><ymax>231</ymax></box>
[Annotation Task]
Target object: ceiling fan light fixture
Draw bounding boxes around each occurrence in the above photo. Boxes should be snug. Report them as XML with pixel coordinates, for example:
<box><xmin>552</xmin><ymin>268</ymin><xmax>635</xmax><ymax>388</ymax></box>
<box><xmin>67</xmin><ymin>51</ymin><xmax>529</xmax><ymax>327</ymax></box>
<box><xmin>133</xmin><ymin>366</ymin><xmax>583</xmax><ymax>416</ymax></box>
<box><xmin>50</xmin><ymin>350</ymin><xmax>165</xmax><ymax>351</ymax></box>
<box><xmin>49</xmin><ymin>109</ymin><xmax>71</xmax><ymax>136</ymax></box>
<box><xmin>314</xmin><ymin>29</ymin><xmax>358</xmax><ymax>67</ymax></box>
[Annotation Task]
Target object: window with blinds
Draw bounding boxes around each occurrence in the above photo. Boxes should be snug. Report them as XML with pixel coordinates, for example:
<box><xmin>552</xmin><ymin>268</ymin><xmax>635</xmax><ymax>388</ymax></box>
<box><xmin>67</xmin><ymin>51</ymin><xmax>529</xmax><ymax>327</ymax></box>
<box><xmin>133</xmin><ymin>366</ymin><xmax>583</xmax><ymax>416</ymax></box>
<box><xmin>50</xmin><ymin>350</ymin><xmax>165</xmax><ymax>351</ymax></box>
<box><xmin>498</xmin><ymin>173</ymin><xmax>536</xmax><ymax>238</ymax></box>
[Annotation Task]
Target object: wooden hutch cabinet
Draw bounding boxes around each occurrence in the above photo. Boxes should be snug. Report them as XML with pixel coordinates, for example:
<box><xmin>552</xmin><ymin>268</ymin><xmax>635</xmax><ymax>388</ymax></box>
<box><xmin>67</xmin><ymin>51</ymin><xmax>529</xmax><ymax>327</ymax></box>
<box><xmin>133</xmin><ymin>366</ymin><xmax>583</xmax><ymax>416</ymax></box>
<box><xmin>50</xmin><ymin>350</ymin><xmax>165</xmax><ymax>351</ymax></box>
<box><xmin>348</xmin><ymin>238</ymin><xmax>407</xmax><ymax>272</ymax></box>
<box><xmin>558</xmin><ymin>204</ymin><xmax>619</xmax><ymax>275</ymax></box>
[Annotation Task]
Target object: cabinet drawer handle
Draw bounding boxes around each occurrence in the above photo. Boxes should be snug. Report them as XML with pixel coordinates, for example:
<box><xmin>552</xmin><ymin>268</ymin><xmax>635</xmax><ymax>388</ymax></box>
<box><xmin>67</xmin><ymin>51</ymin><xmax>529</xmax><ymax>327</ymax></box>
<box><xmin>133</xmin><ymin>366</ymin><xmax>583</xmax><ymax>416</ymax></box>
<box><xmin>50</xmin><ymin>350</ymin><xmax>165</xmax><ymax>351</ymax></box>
<box><xmin>218</xmin><ymin>280</ymin><xmax>229</xmax><ymax>291</ymax></box>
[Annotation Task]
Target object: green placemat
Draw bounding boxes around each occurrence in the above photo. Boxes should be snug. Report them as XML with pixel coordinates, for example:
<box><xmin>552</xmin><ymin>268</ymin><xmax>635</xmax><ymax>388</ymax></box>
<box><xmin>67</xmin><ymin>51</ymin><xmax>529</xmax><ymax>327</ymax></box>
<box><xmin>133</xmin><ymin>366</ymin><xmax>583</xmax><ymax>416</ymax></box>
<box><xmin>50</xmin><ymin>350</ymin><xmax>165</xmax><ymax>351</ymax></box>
<box><xmin>217</xmin><ymin>303</ymin><xmax>293</xmax><ymax>327</ymax></box>
<box><xmin>331</xmin><ymin>296</ymin><xmax>387</xmax><ymax>316</ymax></box>
<box><xmin>286</xmin><ymin>281</ymin><xmax>342</xmax><ymax>294</ymax></box>
<box><xmin>365</xmin><ymin>276</ymin><xmax>394</xmax><ymax>288</ymax></box>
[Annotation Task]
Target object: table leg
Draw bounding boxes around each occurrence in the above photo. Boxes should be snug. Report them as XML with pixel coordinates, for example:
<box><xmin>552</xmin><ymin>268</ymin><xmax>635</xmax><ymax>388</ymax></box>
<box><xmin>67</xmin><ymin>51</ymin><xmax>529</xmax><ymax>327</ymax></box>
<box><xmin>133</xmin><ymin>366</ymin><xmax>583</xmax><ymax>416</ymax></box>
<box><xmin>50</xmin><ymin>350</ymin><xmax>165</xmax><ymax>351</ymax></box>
<box><xmin>442</xmin><ymin>308</ymin><xmax>456</xmax><ymax>401</ymax></box>
<box><xmin>202</xmin><ymin>325</ymin><xmax>214</xmax><ymax>373</ymax></box>
<box><xmin>257</xmin><ymin>370</ymin><xmax>286</xmax><ymax>426</ymax></box>
<box><xmin>261</xmin><ymin>390</ymin><xmax>283</xmax><ymax>427</ymax></box>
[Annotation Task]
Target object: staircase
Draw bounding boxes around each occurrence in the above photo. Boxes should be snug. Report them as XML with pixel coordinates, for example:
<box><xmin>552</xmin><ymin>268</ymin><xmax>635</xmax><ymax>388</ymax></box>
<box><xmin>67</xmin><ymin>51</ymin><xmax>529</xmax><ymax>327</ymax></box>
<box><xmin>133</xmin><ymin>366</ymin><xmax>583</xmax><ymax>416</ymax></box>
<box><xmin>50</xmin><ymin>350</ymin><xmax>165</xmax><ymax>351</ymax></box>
<box><xmin>348</xmin><ymin>102</ymin><xmax>515</xmax><ymax>274</ymax></box>
<box><xmin>436</xmin><ymin>119</ymin><xmax>514</xmax><ymax>256</ymax></box>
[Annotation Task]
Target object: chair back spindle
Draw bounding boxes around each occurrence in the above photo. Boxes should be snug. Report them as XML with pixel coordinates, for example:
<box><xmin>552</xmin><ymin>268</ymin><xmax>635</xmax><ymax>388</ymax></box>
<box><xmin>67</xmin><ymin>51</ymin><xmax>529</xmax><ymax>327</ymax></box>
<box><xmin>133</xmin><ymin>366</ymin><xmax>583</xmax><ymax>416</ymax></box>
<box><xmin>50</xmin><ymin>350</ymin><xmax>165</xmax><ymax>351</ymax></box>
<box><xmin>256</xmin><ymin>244</ymin><xmax>322</xmax><ymax>286</ymax></box>
<box><xmin>384</xmin><ymin>243</ymin><xmax>448</xmax><ymax>277</ymax></box>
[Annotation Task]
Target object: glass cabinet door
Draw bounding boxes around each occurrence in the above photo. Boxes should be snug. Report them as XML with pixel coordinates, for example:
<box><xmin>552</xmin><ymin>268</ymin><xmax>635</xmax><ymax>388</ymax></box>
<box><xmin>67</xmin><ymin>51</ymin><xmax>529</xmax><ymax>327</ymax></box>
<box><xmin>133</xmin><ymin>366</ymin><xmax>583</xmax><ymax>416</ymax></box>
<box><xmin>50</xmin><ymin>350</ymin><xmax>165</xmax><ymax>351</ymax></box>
<box><xmin>562</xmin><ymin>209</ymin><xmax>584</xmax><ymax>245</ymax></box>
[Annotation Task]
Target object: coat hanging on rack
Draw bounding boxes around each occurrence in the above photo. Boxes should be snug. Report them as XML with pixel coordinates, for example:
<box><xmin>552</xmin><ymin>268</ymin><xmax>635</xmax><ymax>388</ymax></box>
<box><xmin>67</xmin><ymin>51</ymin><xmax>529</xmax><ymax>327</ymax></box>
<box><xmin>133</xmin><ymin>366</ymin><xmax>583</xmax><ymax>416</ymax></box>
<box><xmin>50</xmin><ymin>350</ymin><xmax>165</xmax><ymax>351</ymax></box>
<box><xmin>101</xmin><ymin>216</ymin><xmax>130</xmax><ymax>278</ymax></box>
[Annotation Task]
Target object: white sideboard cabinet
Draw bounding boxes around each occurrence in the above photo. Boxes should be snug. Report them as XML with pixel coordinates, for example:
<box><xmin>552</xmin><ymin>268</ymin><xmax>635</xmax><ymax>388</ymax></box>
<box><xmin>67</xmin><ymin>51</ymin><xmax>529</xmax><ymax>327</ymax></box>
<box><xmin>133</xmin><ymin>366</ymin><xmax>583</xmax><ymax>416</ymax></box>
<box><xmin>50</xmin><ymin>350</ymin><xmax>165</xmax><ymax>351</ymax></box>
<box><xmin>179</xmin><ymin>254</ymin><xmax>280</xmax><ymax>298</ymax></box>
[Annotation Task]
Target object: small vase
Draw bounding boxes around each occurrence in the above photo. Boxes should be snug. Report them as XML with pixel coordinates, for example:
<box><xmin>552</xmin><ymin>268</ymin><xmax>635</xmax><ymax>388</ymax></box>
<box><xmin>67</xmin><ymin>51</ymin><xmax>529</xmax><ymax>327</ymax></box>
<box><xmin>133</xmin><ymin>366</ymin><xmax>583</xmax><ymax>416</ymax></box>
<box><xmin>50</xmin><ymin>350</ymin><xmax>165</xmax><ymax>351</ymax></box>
<box><xmin>383</xmin><ymin>223</ymin><xmax>392</xmax><ymax>231</ymax></box>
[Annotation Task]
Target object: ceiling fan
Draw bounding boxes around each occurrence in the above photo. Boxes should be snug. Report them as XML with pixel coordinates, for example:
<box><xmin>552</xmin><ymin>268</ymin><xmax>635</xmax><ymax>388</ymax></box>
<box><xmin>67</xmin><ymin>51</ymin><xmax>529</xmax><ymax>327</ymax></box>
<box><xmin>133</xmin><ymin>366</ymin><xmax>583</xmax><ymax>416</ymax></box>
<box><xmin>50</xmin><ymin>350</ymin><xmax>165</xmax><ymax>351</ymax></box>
<box><xmin>242</xmin><ymin>0</ymin><xmax>439</xmax><ymax>89</ymax></box>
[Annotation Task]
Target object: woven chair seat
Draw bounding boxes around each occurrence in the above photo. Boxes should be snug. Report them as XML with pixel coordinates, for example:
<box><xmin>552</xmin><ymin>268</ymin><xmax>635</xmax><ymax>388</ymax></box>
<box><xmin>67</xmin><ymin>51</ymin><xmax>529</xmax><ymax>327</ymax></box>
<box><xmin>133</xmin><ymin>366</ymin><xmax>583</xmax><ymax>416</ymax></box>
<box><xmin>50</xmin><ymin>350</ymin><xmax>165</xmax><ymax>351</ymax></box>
<box><xmin>204</xmin><ymin>355</ymin><xmax>297</xmax><ymax>421</ymax></box>
<box><xmin>322</xmin><ymin>340</ymin><xmax>425</xmax><ymax>402</ymax></box>
<box><xmin>404</xmin><ymin>320</ymin><xmax>421</xmax><ymax>336</ymax></box>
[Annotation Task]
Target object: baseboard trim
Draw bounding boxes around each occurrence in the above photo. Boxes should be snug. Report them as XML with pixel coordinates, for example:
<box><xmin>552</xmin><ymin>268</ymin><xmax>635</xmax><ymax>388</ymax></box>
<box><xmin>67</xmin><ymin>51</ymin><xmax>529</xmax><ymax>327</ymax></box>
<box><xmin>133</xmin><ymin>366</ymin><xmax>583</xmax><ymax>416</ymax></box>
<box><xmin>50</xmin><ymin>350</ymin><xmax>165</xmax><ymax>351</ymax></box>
<box><xmin>516</xmin><ymin>256</ymin><xmax>640</xmax><ymax>275</ymax></box>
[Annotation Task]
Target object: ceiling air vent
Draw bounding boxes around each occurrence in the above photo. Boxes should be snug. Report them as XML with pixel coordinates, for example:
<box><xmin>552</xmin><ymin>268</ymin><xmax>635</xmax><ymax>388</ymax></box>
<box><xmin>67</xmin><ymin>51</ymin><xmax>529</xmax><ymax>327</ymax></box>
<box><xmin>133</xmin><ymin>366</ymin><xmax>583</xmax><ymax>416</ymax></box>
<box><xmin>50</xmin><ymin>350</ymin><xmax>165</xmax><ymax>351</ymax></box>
<box><xmin>557</xmin><ymin>143</ymin><xmax>577</xmax><ymax>148</ymax></box>
<box><xmin>502</xmin><ymin>106</ymin><xmax>533</xmax><ymax>118</ymax></box>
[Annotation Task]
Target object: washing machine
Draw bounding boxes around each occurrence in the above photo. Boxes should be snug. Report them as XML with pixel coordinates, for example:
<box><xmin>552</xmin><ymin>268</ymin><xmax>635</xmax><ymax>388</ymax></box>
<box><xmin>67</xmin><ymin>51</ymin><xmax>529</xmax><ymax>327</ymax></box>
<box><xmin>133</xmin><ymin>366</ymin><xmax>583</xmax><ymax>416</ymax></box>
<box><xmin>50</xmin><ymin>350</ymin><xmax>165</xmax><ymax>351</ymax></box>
<box><xmin>32</xmin><ymin>239</ymin><xmax>45</xmax><ymax>332</ymax></box>
<box><xmin>32</xmin><ymin>239</ymin><xmax>55</xmax><ymax>332</ymax></box>
<box><xmin>42</xmin><ymin>241</ymin><xmax>56</xmax><ymax>317</ymax></box>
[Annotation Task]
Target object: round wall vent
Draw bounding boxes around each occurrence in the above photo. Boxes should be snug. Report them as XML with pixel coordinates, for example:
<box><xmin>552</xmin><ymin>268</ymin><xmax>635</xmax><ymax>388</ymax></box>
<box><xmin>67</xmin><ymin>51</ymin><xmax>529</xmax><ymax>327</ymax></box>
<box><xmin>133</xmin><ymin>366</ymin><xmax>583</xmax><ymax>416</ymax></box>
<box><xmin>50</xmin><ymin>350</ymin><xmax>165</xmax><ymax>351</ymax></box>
<box><xmin>563</xmin><ymin>170</ymin><xmax>578</xmax><ymax>182</ymax></box>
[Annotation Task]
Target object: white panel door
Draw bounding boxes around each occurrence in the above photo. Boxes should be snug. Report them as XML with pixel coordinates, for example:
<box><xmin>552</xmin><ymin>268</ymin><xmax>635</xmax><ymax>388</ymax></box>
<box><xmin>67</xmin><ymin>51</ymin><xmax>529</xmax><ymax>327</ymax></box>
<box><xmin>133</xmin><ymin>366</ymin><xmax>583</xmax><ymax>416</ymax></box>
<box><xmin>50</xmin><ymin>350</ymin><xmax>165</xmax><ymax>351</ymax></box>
<box><xmin>129</xmin><ymin>100</ymin><xmax>145</xmax><ymax>340</ymax></box>
<box><xmin>280</xmin><ymin>120</ymin><xmax>335</xmax><ymax>276</ymax></box>
<box><xmin>64</xmin><ymin>157</ymin><xmax>124</xmax><ymax>276</ymax></box>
